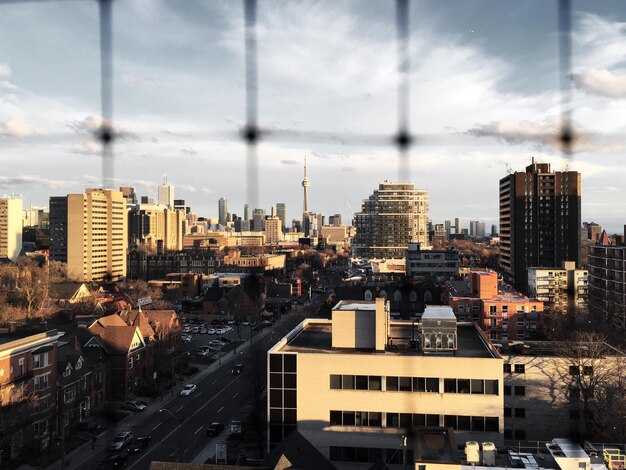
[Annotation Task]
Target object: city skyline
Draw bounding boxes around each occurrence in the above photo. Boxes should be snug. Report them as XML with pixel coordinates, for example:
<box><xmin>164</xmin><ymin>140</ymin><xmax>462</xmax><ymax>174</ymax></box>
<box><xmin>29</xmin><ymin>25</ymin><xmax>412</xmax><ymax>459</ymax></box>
<box><xmin>1</xmin><ymin>1</ymin><xmax>625</xmax><ymax>231</ymax></box>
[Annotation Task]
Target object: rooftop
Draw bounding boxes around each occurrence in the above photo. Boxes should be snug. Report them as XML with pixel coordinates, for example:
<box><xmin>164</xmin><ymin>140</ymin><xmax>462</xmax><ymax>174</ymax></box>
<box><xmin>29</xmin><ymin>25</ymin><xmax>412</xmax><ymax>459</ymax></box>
<box><xmin>277</xmin><ymin>320</ymin><xmax>499</xmax><ymax>358</ymax></box>
<box><xmin>333</xmin><ymin>300</ymin><xmax>377</xmax><ymax>311</ymax></box>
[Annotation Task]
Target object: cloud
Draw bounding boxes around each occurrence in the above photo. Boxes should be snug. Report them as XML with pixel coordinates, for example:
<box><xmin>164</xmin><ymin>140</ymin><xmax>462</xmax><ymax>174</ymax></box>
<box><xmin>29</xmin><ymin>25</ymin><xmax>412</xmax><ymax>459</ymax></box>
<box><xmin>181</xmin><ymin>147</ymin><xmax>197</xmax><ymax>155</ymax></box>
<box><xmin>120</xmin><ymin>73</ymin><xmax>159</xmax><ymax>85</ymax></box>
<box><xmin>66</xmin><ymin>115</ymin><xmax>139</xmax><ymax>141</ymax></box>
<box><xmin>0</xmin><ymin>63</ymin><xmax>10</xmax><ymax>78</ymax></box>
<box><xmin>341</xmin><ymin>166</ymin><xmax>355</xmax><ymax>173</ymax></box>
<box><xmin>280</xmin><ymin>159</ymin><xmax>297</xmax><ymax>165</ymax></box>
<box><xmin>0</xmin><ymin>175</ymin><xmax>76</xmax><ymax>189</ymax></box>
<box><xmin>0</xmin><ymin>117</ymin><xmax>31</xmax><ymax>137</ymax></box>
<box><xmin>574</xmin><ymin>69</ymin><xmax>626</xmax><ymax>98</ymax></box>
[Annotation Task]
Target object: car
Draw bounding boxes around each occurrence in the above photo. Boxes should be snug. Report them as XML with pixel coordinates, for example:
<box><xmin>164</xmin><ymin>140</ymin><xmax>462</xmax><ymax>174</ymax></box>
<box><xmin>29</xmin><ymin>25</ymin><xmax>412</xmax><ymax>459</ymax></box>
<box><xmin>200</xmin><ymin>328</ymin><xmax>207</xmax><ymax>334</ymax></box>
<box><xmin>180</xmin><ymin>384</ymin><xmax>197</xmax><ymax>396</ymax></box>
<box><xmin>249</xmin><ymin>321</ymin><xmax>257</xmax><ymax>326</ymax></box>
<box><xmin>224</xmin><ymin>326</ymin><xmax>233</xmax><ymax>332</ymax></box>
<box><xmin>97</xmin><ymin>453</ymin><xmax>128</xmax><ymax>469</ymax></box>
<box><xmin>121</xmin><ymin>400</ymin><xmax>146</xmax><ymax>412</ymax></box>
<box><xmin>206</xmin><ymin>421</ymin><xmax>225</xmax><ymax>437</ymax></box>
<box><xmin>192</xmin><ymin>327</ymin><xmax>199</xmax><ymax>333</ymax></box>
<box><xmin>208</xmin><ymin>339</ymin><xmax>223</xmax><ymax>347</ymax></box>
<box><xmin>208</xmin><ymin>328</ymin><xmax>216</xmax><ymax>335</ymax></box>
<box><xmin>220</xmin><ymin>337</ymin><xmax>231</xmax><ymax>343</ymax></box>
<box><xmin>231</xmin><ymin>364</ymin><xmax>243</xmax><ymax>375</ymax></box>
<box><xmin>126</xmin><ymin>436</ymin><xmax>152</xmax><ymax>454</ymax></box>
<box><xmin>241</xmin><ymin>321</ymin><xmax>250</xmax><ymax>326</ymax></box>
<box><xmin>215</xmin><ymin>328</ymin><xmax>225</xmax><ymax>335</ymax></box>
<box><xmin>181</xmin><ymin>335</ymin><xmax>192</xmax><ymax>343</ymax></box>
<box><xmin>183</xmin><ymin>326</ymin><xmax>191</xmax><ymax>333</ymax></box>
<box><xmin>109</xmin><ymin>431</ymin><xmax>133</xmax><ymax>451</ymax></box>
<box><xmin>227</xmin><ymin>320</ymin><xmax>236</xmax><ymax>325</ymax></box>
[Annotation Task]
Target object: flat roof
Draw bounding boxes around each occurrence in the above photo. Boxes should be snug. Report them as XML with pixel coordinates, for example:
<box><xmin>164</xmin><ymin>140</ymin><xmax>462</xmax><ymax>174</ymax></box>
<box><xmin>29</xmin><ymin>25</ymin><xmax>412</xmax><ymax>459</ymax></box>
<box><xmin>333</xmin><ymin>300</ymin><xmax>377</xmax><ymax>311</ymax></box>
<box><xmin>279</xmin><ymin>321</ymin><xmax>498</xmax><ymax>358</ymax></box>
<box><xmin>422</xmin><ymin>306</ymin><xmax>456</xmax><ymax>320</ymax></box>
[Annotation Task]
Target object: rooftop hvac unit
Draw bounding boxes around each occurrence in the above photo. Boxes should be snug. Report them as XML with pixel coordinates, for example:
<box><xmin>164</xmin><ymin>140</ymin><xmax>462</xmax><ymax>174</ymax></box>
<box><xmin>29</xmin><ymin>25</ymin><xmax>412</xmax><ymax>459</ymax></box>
<box><xmin>465</xmin><ymin>441</ymin><xmax>480</xmax><ymax>464</ymax></box>
<box><xmin>482</xmin><ymin>442</ymin><xmax>497</xmax><ymax>466</ymax></box>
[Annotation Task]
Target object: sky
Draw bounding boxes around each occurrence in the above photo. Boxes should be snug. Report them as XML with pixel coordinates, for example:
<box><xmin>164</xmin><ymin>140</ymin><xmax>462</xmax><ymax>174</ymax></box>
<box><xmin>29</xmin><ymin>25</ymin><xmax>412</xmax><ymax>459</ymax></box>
<box><xmin>1</xmin><ymin>0</ymin><xmax>626</xmax><ymax>232</ymax></box>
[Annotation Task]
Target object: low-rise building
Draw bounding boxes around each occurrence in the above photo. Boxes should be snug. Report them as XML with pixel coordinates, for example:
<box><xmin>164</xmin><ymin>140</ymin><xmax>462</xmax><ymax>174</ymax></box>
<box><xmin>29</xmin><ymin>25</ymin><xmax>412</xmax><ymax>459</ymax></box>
<box><xmin>528</xmin><ymin>261</ymin><xmax>588</xmax><ymax>310</ymax></box>
<box><xmin>267</xmin><ymin>300</ymin><xmax>504</xmax><ymax>469</ymax></box>
<box><xmin>406</xmin><ymin>242</ymin><xmax>459</xmax><ymax>279</ymax></box>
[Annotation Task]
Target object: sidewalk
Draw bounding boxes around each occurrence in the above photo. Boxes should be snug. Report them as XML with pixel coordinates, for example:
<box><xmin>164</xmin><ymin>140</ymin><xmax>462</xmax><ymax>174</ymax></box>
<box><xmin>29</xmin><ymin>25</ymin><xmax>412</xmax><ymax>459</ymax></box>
<box><xmin>44</xmin><ymin>315</ymin><xmax>294</xmax><ymax>470</ymax></box>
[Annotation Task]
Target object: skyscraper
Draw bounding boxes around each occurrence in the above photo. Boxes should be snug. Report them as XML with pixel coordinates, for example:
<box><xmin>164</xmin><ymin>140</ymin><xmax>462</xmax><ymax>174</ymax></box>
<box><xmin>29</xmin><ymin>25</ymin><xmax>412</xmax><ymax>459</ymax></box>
<box><xmin>499</xmin><ymin>159</ymin><xmax>581</xmax><ymax>293</ymax></box>
<box><xmin>276</xmin><ymin>203</ymin><xmax>286</xmax><ymax>231</ymax></box>
<box><xmin>49</xmin><ymin>196</ymin><xmax>68</xmax><ymax>262</ymax></box>
<box><xmin>302</xmin><ymin>156</ymin><xmax>310</xmax><ymax>219</ymax></box>
<box><xmin>252</xmin><ymin>208</ymin><xmax>265</xmax><ymax>232</ymax></box>
<box><xmin>0</xmin><ymin>195</ymin><xmax>22</xmax><ymax>262</ymax></box>
<box><xmin>158</xmin><ymin>175</ymin><xmax>174</xmax><ymax>209</ymax></box>
<box><xmin>455</xmin><ymin>217</ymin><xmax>461</xmax><ymax>234</ymax></box>
<box><xmin>266</xmin><ymin>207</ymin><xmax>282</xmax><ymax>244</ymax></box>
<box><xmin>444</xmin><ymin>220</ymin><xmax>451</xmax><ymax>239</ymax></box>
<box><xmin>67</xmin><ymin>188</ymin><xmax>127</xmax><ymax>282</ymax></box>
<box><xmin>243</xmin><ymin>203</ymin><xmax>250</xmax><ymax>222</ymax></box>
<box><xmin>218</xmin><ymin>197</ymin><xmax>228</xmax><ymax>226</ymax></box>
<box><xmin>353</xmin><ymin>181</ymin><xmax>429</xmax><ymax>259</ymax></box>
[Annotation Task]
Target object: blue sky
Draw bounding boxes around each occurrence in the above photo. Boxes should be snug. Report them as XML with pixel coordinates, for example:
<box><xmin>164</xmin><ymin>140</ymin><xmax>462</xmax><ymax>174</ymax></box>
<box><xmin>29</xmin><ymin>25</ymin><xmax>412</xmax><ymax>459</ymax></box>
<box><xmin>1</xmin><ymin>0</ymin><xmax>625</xmax><ymax>231</ymax></box>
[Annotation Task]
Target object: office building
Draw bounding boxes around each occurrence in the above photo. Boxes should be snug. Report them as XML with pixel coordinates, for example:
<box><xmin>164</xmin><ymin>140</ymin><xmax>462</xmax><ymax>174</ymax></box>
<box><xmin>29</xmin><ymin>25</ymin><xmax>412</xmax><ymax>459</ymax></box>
<box><xmin>276</xmin><ymin>203</ymin><xmax>287</xmax><ymax>231</ymax></box>
<box><xmin>499</xmin><ymin>159</ymin><xmax>581</xmax><ymax>293</ymax></box>
<box><xmin>528</xmin><ymin>262</ymin><xmax>588</xmax><ymax>310</ymax></box>
<box><xmin>22</xmin><ymin>204</ymin><xmax>48</xmax><ymax>229</ymax></box>
<box><xmin>320</xmin><ymin>225</ymin><xmax>348</xmax><ymax>244</ymax></box>
<box><xmin>67</xmin><ymin>189</ymin><xmax>127</xmax><ymax>282</ymax></box>
<box><xmin>353</xmin><ymin>181</ymin><xmax>429</xmax><ymax>259</ymax></box>
<box><xmin>243</xmin><ymin>203</ymin><xmax>250</xmax><ymax>222</ymax></box>
<box><xmin>588</xmin><ymin>231</ymin><xmax>626</xmax><ymax>330</ymax></box>
<box><xmin>218</xmin><ymin>197</ymin><xmax>228</xmax><ymax>226</ymax></box>
<box><xmin>268</xmin><ymin>300</ymin><xmax>504</xmax><ymax>468</ymax></box>
<box><xmin>157</xmin><ymin>176</ymin><xmax>174</xmax><ymax>209</ymax></box>
<box><xmin>303</xmin><ymin>211</ymin><xmax>324</xmax><ymax>238</ymax></box>
<box><xmin>406</xmin><ymin>242</ymin><xmax>458</xmax><ymax>278</ymax></box>
<box><xmin>329</xmin><ymin>214</ymin><xmax>342</xmax><ymax>226</ymax></box>
<box><xmin>253</xmin><ymin>209</ymin><xmax>266</xmax><ymax>232</ymax></box>
<box><xmin>444</xmin><ymin>220</ymin><xmax>452</xmax><ymax>239</ymax></box>
<box><xmin>119</xmin><ymin>186</ymin><xmax>137</xmax><ymax>204</ymax></box>
<box><xmin>49</xmin><ymin>196</ymin><xmax>68</xmax><ymax>262</ymax></box>
<box><xmin>128</xmin><ymin>203</ymin><xmax>184</xmax><ymax>252</ymax></box>
<box><xmin>0</xmin><ymin>195</ymin><xmax>23</xmax><ymax>262</ymax></box>
<box><xmin>455</xmin><ymin>217</ymin><xmax>461</xmax><ymax>234</ymax></box>
<box><xmin>266</xmin><ymin>208</ymin><xmax>283</xmax><ymax>245</ymax></box>
<box><xmin>582</xmin><ymin>222</ymin><xmax>602</xmax><ymax>242</ymax></box>
<box><xmin>491</xmin><ymin>224</ymin><xmax>498</xmax><ymax>236</ymax></box>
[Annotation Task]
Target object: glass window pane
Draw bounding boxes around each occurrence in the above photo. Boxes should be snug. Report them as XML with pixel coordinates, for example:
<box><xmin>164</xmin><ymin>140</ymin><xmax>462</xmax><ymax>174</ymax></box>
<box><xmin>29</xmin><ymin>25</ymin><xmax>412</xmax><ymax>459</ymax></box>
<box><xmin>369</xmin><ymin>412</ymin><xmax>381</xmax><ymax>427</ymax></box>
<box><xmin>270</xmin><ymin>409</ymin><xmax>282</xmax><ymax>423</ymax></box>
<box><xmin>370</xmin><ymin>448</ymin><xmax>382</xmax><ymax>462</ymax></box>
<box><xmin>485</xmin><ymin>380</ymin><xmax>498</xmax><ymax>395</ymax></box>
<box><xmin>269</xmin><ymin>424</ymin><xmax>282</xmax><ymax>444</ymax></box>
<box><xmin>457</xmin><ymin>415</ymin><xmax>471</xmax><ymax>431</ymax></box>
<box><xmin>284</xmin><ymin>373</ymin><xmax>297</xmax><ymax>389</ymax></box>
<box><xmin>355</xmin><ymin>411</ymin><xmax>366</xmax><ymax>426</ymax></box>
<box><xmin>400</xmin><ymin>413</ymin><xmax>412</xmax><ymax>428</ymax></box>
<box><xmin>471</xmin><ymin>379</ymin><xmax>485</xmax><ymax>394</ymax></box>
<box><xmin>444</xmin><ymin>415</ymin><xmax>457</xmax><ymax>429</ymax></box>
<box><xmin>283</xmin><ymin>354</ymin><xmax>297</xmax><ymax>373</ymax></box>
<box><xmin>284</xmin><ymin>390</ymin><xmax>297</xmax><ymax>408</ymax></box>
<box><xmin>413</xmin><ymin>377</ymin><xmax>425</xmax><ymax>392</ymax></box>
<box><xmin>471</xmin><ymin>416</ymin><xmax>485</xmax><ymax>431</ymax></box>
<box><xmin>355</xmin><ymin>376</ymin><xmax>368</xmax><ymax>390</ymax></box>
<box><xmin>270</xmin><ymin>373</ymin><xmax>282</xmax><ymax>389</ymax></box>
<box><xmin>387</xmin><ymin>376</ymin><xmax>398</xmax><ymax>391</ymax></box>
<box><xmin>427</xmin><ymin>414</ymin><xmax>439</xmax><ymax>426</ymax></box>
<box><xmin>485</xmin><ymin>417</ymin><xmax>499</xmax><ymax>432</ymax></box>
<box><xmin>343</xmin><ymin>411</ymin><xmax>355</xmax><ymax>426</ymax></box>
<box><xmin>330</xmin><ymin>410</ymin><xmax>342</xmax><ymax>425</ymax></box>
<box><xmin>270</xmin><ymin>390</ymin><xmax>282</xmax><ymax>407</ymax></box>
<box><xmin>356</xmin><ymin>447</ymin><xmax>369</xmax><ymax>463</ymax></box>
<box><xmin>330</xmin><ymin>375</ymin><xmax>341</xmax><ymax>390</ymax></box>
<box><xmin>444</xmin><ymin>378</ymin><xmax>457</xmax><ymax>393</ymax></box>
<box><xmin>387</xmin><ymin>413</ymin><xmax>399</xmax><ymax>428</ymax></box>
<box><xmin>284</xmin><ymin>409</ymin><xmax>296</xmax><ymax>424</ymax></box>
<box><xmin>458</xmin><ymin>379</ymin><xmax>471</xmax><ymax>394</ymax></box>
<box><xmin>369</xmin><ymin>376</ymin><xmax>382</xmax><ymax>390</ymax></box>
<box><xmin>387</xmin><ymin>449</ymin><xmax>401</xmax><ymax>464</ymax></box>
<box><xmin>344</xmin><ymin>447</ymin><xmax>356</xmax><ymax>462</ymax></box>
<box><xmin>342</xmin><ymin>375</ymin><xmax>355</xmax><ymax>389</ymax></box>
<box><xmin>269</xmin><ymin>354</ymin><xmax>282</xmax><ymax>372</ymax></box>
<box><xmin>399</xmin><ymin>377</ymin><xmax>412</xmax><ymax>391</ymax></box>
<box><xmin>426</xmin><ymin>378</ymin><xmax>439</xmax><ymax>392</ymax></box>
<box><xmin>330</xmin><ymin>447</ymin><xmax>342</xmax><ymax>461</ymax></box>
<box><xmin>413</xmin><ymin>414</ymin><xmax>426</xmax><ymax>426</ymax></box>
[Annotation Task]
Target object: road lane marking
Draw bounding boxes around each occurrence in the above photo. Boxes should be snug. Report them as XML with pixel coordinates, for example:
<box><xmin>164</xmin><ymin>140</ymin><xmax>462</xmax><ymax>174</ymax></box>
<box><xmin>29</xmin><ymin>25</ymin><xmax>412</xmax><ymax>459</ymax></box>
<box><xmin>217</xmin><ymin>406</ymin><xmax>224</xmax><ymax>413</ymax></box>
<box><xmin>195</xmin><ymin>392</ymin><xmax>202</xmax><ymax>398</ymax></box>
<box><xmin>194</xmin><ymin>426</ymin><xmax>203</xmax><ymax>435</ymax></box>
<box><xmin>211</xmin><ymin>380</ymin><xmax>217</xmax><ymax>385</ymax></box>
<box><xmin>176</xmin><ymin>406</ymin><xmax>184</xmax><ymax>412</ymax></box>
<box><xmin>232</xmin><ymin>393</ymin><xmax>238</xmax><ymax>399</ymax></box>
<box><xmin>152</xmin><ymin>423</ymin><xmax>161</xmax><ymax>431</ymax></box>
<box><xmin>170</xmin><ymin>449</ymin><xmax>178</xmax><ymax>458</ymax></box>
<box><xmin>127</xmin><ymin>374</ymin><xmax>243</xmax><ymax>470</ymax></box>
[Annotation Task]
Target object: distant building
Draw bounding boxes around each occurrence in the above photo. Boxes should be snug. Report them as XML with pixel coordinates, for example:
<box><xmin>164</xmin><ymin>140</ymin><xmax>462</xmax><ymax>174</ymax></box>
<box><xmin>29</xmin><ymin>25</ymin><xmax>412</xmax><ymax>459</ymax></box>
<box><xmin>499</xmin><ymin>159</ymin><xmax>581</xmax><ymax>293</ymax></box>
<box><xmin>406</xmin><ymin>242</ymin><xmax>458</xmax><ymax>279</ymax></box>
<box><xmin>433</xmin><ymin>223</ymin><xmax>446</xmax><ymax>242</ymax></box>
<box><xmin>328</xmin><ymin>214</ymin><xmax>342</xmax><ymax>226</ymax></box>
<box><xmin>218</xmin><ymin>197</ymin><xmax>228</xmax><ymax>226</ymax></box>
<box><xmin>444</xmin><ymin>220</ymin><xmax>451</xmax><ymax>239</ymax></box>
<box><xmin>320</xmin><ymin>225</ymin><xmax>348</xmax><ymax>244</ymax></box>
<box><xmin>583</xmin><ymin>221</ymin><xmax>602</xmax><ymax>242</ymax></box>
<box><xmin>491</xmin><ymin>224</ymin><xmax>498</xmax><ymax>236</ymax></box>
<box><xmin>455</xmin><ymin>217</ymin><xmax>461</xmax><ymax>234</ymax></box>
<box><xmin>127</xmin><ymin>249</ymin><xmax>221</xmax><ymax>280</ymax></box>
<box><xmin>353</xmin><ymin>181</ymin><xmax>429</xmax><ymax>260</ymax></box>
<box><xmin>276</xmin><ymin>203</ymin><xmax>287</xmax><ymax>231</ymax></box>
<box><xmin>49</xmin><ymin>196</ymin><xmax>68</xmax><ymax>262</ymax></box>
<box><xmin>243</xmin><ymin>203</ymin><xmax>250</xmax><ymax>222</ymax></box>
<box><xmin>267</xmin><ymin>300</ymin><xmax>504</xmax><ymax>465</ymax></box>
<box><xmin>447</xmin><ymin>270</ymin><xmax>544</xmax><ymax>341</ymax></box>
<box><xmin>0</xmin><ymin>195</ymin><xmax>22</xmax><ymax>262</ymax></box>
<box><xmin>253</xmin><ymin>209</ymin><xmax>266</xmax><ymax>232</ymax></box>
<box><xmin>119</xmin><ymin>186</ymin><xmax>137</xmax><ymax>204</ymax></box>
<box><xmin>128</xmin><ymin>203</ymin><xmax>185</xmax><ymax>252</ymax></box>
<box><xmin>67</xmin><ymin>188</ymin><xmax>127</xmax><ymax>282</ymax></box>
<box><xmin>528</xmin><ymin>261</ymin><xmax>587</xmax><ymax>310</ymax></box>
<box><xmin>266</xmin><ymin>208</ymin><xmax>283</xmax><ymax>244</ymax></box>
<box><xmin>303</xmin><ymin>212</ymin><xmax>324</xmax><ymax>237</ymax></box>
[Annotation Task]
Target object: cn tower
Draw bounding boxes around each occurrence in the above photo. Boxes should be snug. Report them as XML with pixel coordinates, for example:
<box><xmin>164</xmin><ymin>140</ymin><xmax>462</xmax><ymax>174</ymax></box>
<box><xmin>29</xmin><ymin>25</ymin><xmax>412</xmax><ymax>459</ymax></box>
<box><xmin>302</xmin><ymin>155</ymin><xmax>310</xmax><ymax>215</ymax></box>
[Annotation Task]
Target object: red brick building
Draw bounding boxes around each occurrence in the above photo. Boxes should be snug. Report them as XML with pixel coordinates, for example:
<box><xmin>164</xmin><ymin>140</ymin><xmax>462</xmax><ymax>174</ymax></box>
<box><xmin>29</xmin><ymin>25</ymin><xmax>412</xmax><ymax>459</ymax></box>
<box><xmin>447</xmin><ymin>269</ymin><xmax>544</xmax><ymax>341</ymax></box>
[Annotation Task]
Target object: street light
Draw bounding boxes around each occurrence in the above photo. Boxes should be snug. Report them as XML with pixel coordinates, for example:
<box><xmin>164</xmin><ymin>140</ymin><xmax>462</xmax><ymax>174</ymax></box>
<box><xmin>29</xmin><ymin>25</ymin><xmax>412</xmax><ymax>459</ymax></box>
<box><xmin>158</xmin><ymin>408</ymin><xmax>184</xmax><ymax>462</ymax></box>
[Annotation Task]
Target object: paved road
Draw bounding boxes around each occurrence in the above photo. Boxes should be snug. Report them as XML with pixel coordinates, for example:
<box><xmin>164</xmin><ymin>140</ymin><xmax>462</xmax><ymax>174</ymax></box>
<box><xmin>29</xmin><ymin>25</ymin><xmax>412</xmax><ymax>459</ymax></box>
<box><xmin>69</xmin><ymin>313</ymin><xmax>306</xmax><ymax>470</ymax></box>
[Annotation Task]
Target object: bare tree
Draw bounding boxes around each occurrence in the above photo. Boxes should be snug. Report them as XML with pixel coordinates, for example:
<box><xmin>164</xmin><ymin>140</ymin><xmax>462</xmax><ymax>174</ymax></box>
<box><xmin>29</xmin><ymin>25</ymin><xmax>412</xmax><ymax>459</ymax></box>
<box><xmin>6</xmin><ymin>257</ymin><xmax>50</xmax><ymax>318</ymax></box>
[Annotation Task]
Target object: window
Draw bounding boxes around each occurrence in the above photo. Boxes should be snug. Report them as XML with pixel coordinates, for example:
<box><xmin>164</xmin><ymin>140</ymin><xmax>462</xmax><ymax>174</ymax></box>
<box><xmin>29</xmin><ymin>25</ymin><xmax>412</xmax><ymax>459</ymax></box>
<box><xmin>368</xmin><ymin>376</ymin><xmax>381</xmax><ymax>391</ymax></box>
<box><xmin>444</xmin><ymin>378</ymin><xmax>457</xmax><ymax>393</ymax></box>
<box><xmin>485</xmin><ymin>380</ymin><xmax>498</xmax><ymax>395</ymax></box>
<box><xmin>517</xmin><ymin>318</ymin><xmax>525</xmax><ymax>326</ymax></box>
<box><xmin>485</xmin><ymin>417</ymin><xmax>499</xmax><ymax>432</ymax></box>
<box><xmin>342</xmin><ymin>375</ymin><xmax>354</xmax><ymax>389</ymax></box>
<box><xmin>504</xmin><ymin>364</ymin><xmax>511</xmax><ymax>373</ymax></box>
<box><xmin>470</xmin><ymin>379</ymin><xmax>484</xmax><ymax>394</ymax></box>
<box><xmin>502</xmin><ymin>306</ymin><xmax>508</xmax><ymax>313</ymax></box>
<box><xmin>399</xmin><ymin>377</ymin><xmax>412</xmax><ymax>391</ymax></box>
<box><xmin>489</xmin><ymin>305</ymin><xmax>497</xmax><ymax>315</ymax></box>
<box><xmin>504</xmin><ymin>407</ymin><xmax>512</xmax><ymax>417</ymax></box>
<box><xmin>514</xmin><ymin>386</ymin><xmax>525</xmax><ymax>396</ymax></box>
<box><xmin>386</xmin><ymin>376</ymin><xmax>398</xmax><ymax>391</ymax></box>
<box><xmin>569</xmin><ymin>365</ymin><xmax>580</xmax><ymax>375</ymax></box>
<box><xmin>387</xmin><ymin>413</ymin><xmax>399</xmax><ymax>428</ymax></box>
<box><xmin>33</xmin><ymin>354</ymin><xmax>41</xmax><ymax>368</ymax></box>
<box><xmin>426</xmin><ymin>378</ymin><xmax>439</xmax><ymax>392</ymax></box>
<box><xmin>514</xmin><ymin>364</ymin><xmax>525</xmax><ymax>374</ymax></box>
<box><xmin>355</xmin><ymin>376</ymin><xmax>368</xmax><ymax>390</ymax></box>
<box><xmin>504</xmin><ymin>385</ymin><xmax>511</xmax><ymax>396</ymax></box>
<box><xmin>514</xmin><ymin>408</ymin><xmax>525</xmax><ymax>418</ymax></box>
<box><xmin>330</xmin><ymin>375</ymin><xmax>341</xmax><ymax>389</ymax></box>
<box><xmin>128</xmin><ymin>357</ymin><xmax>133</xmax><ymax>369</ymax></box>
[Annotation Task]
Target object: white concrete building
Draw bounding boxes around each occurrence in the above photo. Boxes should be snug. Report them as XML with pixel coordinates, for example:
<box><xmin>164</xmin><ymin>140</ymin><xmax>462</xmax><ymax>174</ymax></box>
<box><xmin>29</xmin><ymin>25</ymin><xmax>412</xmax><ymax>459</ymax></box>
<box><xmin>0</xmin><ymin>195</ymin><xmax>23</xmax><ymax>261</ymax></box>
<box><xmin>528</xmin><ymin>261</ymin><xmax>588</xmax><ymax>310</ymax></box>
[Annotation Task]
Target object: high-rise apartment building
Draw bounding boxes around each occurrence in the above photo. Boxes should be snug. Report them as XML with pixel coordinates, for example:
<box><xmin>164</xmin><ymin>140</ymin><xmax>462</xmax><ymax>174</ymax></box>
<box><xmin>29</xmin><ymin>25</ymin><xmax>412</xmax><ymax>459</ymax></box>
<box><xmin>353</xmin><ymin>181</ymin><xmax>429</xmax><ymax>260</ymax></box>
<box><xmin>329</xmin><ymin>214</ymin><xmax>342</xmax><ymax>226</ymax></box>
<box><xmin>444</xmin><ymin>220</ymin><xmax>451</xmax><ymax>239</ymax></box>
<box><xmin>128</xmin><ymin>203</ymin><xmax>184</xmax><ymax>252</ymax></box>
<box><xmin>49</xmin><ymin>196</ymin><xmax>68</xmax><ymax>262</ymax></box>
<box><xmin>528</xmin><ymin>261</ymin><xmax>587</xmax><ymax>310</ymax></box>
<box><xmin>252</xmin><ymin>209</ymin><xmax>265</xmax><ymax>232</ymax></box>
<box><xmin>499</xmin><ymin>160</ymin><xmax>581</xmax><ymax>293</ymax></box>
<box><xmin>303</xmin><ymin>212</ymin><xmax>324</xmax><ymax>237</ymax></box>
<box><xmin>157</xmin><ymin>176</ymin><xmax>174</xmax><ymax>209</ymax></box>
<box><xmin>0</xmin><ymin>195</ymin><xmax>22</xmax><ymax>262</ymax></box>
<box><xmin>265</xmin><ymin>208</ymin><xmax>283</xmax><ymax>245</ymax></box>
<box><xmin>67</xmin><ymin>189</ymin><xmax>127</xmax><ymax>282</ymax></box>
<box><xmin>275</xmin><ymin>203</ymin><xmax>286</xmax><ymax>231</ymax></box>
<box><xmin>218</xmin><ymin>197</ymin><xmax>228</xmax><ymax>226</ymax></box>
<box><xmin>243</xmin><ymin>203</ymin><xmax>250</xmax><ymax>222</ymax></box>
<box><xmin>455</xmin><ymin>217</ymin><xmax>461</xmax><ymax>234</ymax></box>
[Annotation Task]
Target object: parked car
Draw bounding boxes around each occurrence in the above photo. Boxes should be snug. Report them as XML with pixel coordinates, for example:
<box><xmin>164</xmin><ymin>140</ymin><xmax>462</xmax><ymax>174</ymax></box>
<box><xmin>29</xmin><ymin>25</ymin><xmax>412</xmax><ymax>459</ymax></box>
<box><xmin>121</xmin><ymin>400</ymin><xmax>146</xmax><ymax>412</ymax></box>
<box><xmin>241</xmin><ymin>321</ymin><xmax>250</xmax><ymax>326</ymax></box>
<box><xmin>227</xmin><ymin>320</ymin><xmax>236</xmax><ymax>325</ymax></box>
<box><xmin>183</xmin><ymin>326</ymin><xmax>191</xmax><ymax>333</ymax></box>
<box><xmin>109</xmin><ymin>431</ymin><xmax>133</xmax><ymax>451</ymax></box>
<box><xmin>192</xmin><ymin>326</ymin><xmax>199</xmax><ymax>333</ymax></box>
<box><xmin>97</xmin><ymin>453</ymin><xmax>128</xmax><ymax>469</ymax></box>
<box><xmin>208</xmin><ymin>328</ymin><xmax>216</xmax><ymax>335</ymax></box>
<box><xmin>126</xmin><ymin>436</ymin><xmax>152</xmax><ymax>454</ymax></box>
<box><xmin>180</xmin><ymin>384</ymin><xmax>197</xmax><ymax>396</ymax></box>
<box><xmin>200</xmin><ymin>328</ymin><xmax>207</xmax><ymax>334</ymax></box>
<box><xmin>206</xmin><ymin>422</ymin><xmax>225</xmax><ymax>437</ymax></box>
<box><xmin>231</xmin><ymin>364</ymin><xmax>243</xmax><ymax>375</ymax></box>
<box><xmin>220</xmin><ymin>337</ymin><xmax>231</xmax><ymax>343</ymax></box>
<box><xmin>181</xmin><ymin>335</ymin><xmax>192</xmax><ymax>343</ymax></box>
<box><xmin>193</xmin><ymin>348</ymin><xmax>210</xmax><ymax>357</ymax></box>
<box><xmin>208</xmin><ymin>340</ymin><xmax>223</xmax><ymax>347</ymax></box>
<box><xmin>215</xmin><ymin>328</ymin><xmax>225</xmax><ymax>335</ymax></box>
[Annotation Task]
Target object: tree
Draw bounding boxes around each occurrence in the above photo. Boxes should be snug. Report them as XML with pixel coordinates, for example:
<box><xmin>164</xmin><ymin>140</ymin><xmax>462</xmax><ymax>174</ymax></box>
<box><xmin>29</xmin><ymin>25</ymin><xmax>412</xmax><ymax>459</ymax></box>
<box><xmin>5</xmin><ymin>257</ymin><xmax>50</xmax><ymax>318</ymax></box>
<box><xmin>556</xmin><ymin>332</ymin><xmax>626</xmax><ymax>441</ymax></box>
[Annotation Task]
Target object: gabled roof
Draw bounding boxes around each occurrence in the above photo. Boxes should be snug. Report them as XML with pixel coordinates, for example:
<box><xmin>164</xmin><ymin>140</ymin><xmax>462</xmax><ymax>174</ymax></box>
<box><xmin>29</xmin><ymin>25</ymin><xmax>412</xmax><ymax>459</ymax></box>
<box><xmin>119</xmin><ymin>310</ymin><xmax>156</xmax><ymax>339</ymax></box>
<box><xmin>49</xmin><ymin>282</ymin><xmax>91</xmax><ymax>301</ymax></box>
<box><xmin>598</xmin><ymin>230</ymin><xmax>612</xmax><ymax>246</ymax></box>
<box><xmin>203</xmin><ymin>287</ymin><xmax>224</xmax><ymax>302</ymax></box>
<box><xmin>87</xmin><ymin>318</ymin><xmax>145</xmax><ymax>356</ymax></box>
<box><xmin>265</xmin><ymin>430</ymin><xmax>337</xmax><ymax>470</ymax></box>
